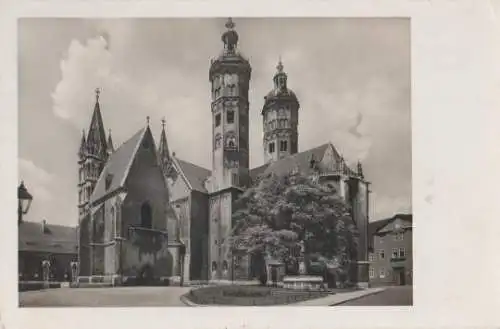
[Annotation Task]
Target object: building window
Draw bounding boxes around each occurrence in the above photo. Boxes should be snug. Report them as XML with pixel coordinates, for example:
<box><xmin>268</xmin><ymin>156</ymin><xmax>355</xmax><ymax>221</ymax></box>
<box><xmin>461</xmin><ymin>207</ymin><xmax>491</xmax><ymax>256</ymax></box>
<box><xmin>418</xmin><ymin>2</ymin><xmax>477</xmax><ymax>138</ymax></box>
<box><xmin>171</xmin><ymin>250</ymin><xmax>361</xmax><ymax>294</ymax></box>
<box><xmin>215</xmin><ymin>114</ymin><xmax>221</xmax><ymax>127</ymax></box>
<box><xmin>280</xmin><ymin>140</ymin><xmax>288</xmax><ymax>152</ymax></box>
<box><xmin>369</xmin><ymin>253</ymin><xmax>375</xmax><ymax>262</ymax></box>
<box><xmin>227</xmin><ymin>110</ymin><xmax>235</xmax><ymax>124</ymax></box>
<box><xmin>378</xmin><ymin>250</ymin><xmax>385</xmax><ymax>260</ymax></box>
<box><xmin>212</xmin><ymin>261</ymin><xmax>217</xmax><ymax>271</ymax></box>
<box><xmin>392</xmin><ymin>248</ymin><xmax>398</xmax><ymax>259</ymax></box>
<box><xmin>379</xmin><ymin>268</ymin><xmax>386</xmax><ymax>278</ymax></box>
<box><xmin>395</xmin><ymin>232</ymin><xmax>404</xmax><ymax>241</ymax></box>
<box><xmin>399</xmin><ymin>247</ymin><xmax>406</xmax><ymax>258</ymax></box>
<box><xmin>232</xmin><ymin>173</ymin><xmax>239</xmax><ymax>186</ymax></box>
<box><xmin>369</xmin><ymin>267</ymin><xmax>375</xmax><ymax>278</ymax></box>
<box><xmin>268</xmin><ymin>142</ymin><xmax>275</xmax><ymax>153</ymax></box>
<box><xmin>140</xmin><ymin>202</ymin><xmax>152</xmax><ymax>229</ymax></box>
<box><xmin>379</xmin><ymin>236</ymin><xmax>384</xmax><ymax>244</ymax></box>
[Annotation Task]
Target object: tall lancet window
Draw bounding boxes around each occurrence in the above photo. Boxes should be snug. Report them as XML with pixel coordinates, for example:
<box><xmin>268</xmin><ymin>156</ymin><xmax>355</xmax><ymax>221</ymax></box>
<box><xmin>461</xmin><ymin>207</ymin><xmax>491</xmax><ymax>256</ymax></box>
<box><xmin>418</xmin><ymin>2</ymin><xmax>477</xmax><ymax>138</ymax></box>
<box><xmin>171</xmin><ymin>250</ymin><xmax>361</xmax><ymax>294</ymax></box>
<box><xmin>141</xmin><ymin>202</ymin><xmax>153</xmax><ymax>229</ymax></box>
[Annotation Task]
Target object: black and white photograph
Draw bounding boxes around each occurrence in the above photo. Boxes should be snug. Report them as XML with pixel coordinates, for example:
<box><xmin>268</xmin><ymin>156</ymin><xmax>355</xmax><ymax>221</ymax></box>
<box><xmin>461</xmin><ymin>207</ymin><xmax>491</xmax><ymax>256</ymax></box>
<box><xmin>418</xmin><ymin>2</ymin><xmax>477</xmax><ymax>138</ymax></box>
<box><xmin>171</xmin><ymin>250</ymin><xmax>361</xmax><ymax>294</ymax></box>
<box><xmin>17</xmin><ymin>17</ymin><xmax>413</xmax><ymax>307</ymax></box>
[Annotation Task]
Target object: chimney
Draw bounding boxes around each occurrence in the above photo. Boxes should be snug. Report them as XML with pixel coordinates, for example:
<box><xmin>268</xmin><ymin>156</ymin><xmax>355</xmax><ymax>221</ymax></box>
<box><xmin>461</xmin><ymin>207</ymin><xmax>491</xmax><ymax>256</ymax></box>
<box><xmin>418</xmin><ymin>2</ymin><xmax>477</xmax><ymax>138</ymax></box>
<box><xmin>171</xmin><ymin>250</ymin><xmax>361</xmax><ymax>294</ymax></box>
<box><xmin>42</xmin><ymin>219</ymin><xmax>47</xmax><ymax>233</ymax></box>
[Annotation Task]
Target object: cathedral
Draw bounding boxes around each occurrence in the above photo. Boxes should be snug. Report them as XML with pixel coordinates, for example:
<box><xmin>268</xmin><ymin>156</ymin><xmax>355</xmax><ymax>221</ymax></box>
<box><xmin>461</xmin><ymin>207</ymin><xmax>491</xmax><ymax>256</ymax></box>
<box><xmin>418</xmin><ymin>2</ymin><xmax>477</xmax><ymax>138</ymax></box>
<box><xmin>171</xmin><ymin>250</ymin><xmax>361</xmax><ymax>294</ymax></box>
<box><xmin>76</xmin><ymin>18</ymin><xmax>370</xmax><ymax>286</ymax></box>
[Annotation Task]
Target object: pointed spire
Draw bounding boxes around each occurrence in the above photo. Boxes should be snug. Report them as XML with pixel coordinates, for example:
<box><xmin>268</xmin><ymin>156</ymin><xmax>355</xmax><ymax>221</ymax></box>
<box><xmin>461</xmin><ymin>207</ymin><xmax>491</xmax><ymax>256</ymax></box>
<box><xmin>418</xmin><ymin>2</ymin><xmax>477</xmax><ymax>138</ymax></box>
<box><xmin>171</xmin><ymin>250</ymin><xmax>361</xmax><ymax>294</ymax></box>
<box><xmin>158</xmin><ymin>117</ymin><xmax>170</xmax><ymax>162</ymax></box>
<box><xmin>78</xmin><ymin>129</ymin><xmax>86</xmax><ymax>157</ymax></box>
<box><xmin>273</xmin><ymin>57</ymin><xmax>287</xmax><ymax>91</ymax></box>
<box><xmin>86</xmin><ymin>88</ymin><xmax>108</xmax><ymax>159</ymax></box>
<box><xmin>357</xmin><ymin>160</ymin><xmax>364</xmax><ymax>178</ymax></box>
<box><xmin>107</xmin><ymin>129</ymin><xmax>114</xmax><ymax>154</ymax></box>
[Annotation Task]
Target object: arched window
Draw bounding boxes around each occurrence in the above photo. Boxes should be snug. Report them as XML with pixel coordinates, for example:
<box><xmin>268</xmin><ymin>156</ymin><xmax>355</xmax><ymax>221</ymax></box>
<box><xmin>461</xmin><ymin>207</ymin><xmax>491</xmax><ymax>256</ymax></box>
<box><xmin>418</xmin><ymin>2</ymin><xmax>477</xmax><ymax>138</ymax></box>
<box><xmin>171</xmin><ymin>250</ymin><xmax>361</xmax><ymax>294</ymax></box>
<box><xmin>212</xmin><ymin>261</ymin><xmax>217</xmax><ymax>271</ymax></box>
<box><xmin>140</xmin><ymin>202</ymin><xmax>152</xmax><ymax>229</ymax></box>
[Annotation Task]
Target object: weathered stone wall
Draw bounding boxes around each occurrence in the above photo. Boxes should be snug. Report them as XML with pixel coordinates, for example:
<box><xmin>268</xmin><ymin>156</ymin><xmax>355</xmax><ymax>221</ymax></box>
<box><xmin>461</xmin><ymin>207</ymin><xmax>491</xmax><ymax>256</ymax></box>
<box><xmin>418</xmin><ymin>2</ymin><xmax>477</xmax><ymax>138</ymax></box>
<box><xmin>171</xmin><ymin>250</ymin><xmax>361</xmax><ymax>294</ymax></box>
<box><xmin>190</xmin><ymin>190</ymin><xmax>209</xmax><ymax>281</ymax></box>
<box><xmin>120</xmin><ymin>230</ymin><xmax>172</xmax><ymax>278</ymax></box>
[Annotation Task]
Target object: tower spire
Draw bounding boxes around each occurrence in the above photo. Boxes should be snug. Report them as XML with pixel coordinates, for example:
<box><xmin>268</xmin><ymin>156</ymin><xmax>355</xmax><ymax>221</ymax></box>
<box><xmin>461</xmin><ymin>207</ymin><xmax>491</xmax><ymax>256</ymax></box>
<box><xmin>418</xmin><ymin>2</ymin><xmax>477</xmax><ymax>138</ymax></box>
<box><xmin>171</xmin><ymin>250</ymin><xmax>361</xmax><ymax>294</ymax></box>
<box><xmin>158</xmin><ymin>117</ymin><xmax>174</xmax><ymax>180</ymax></box>
<box><xmin>221</xmin><ymin>17</ymin><xmax>239</xmax><ymax>54</ymax></box>
<box><xmin>86</xmin><ymin>87</ymin><xmax>108</xmax><ymax>159</ymax></box>
<box><xmin>107</xmin><ymin>129</ymin><xmax>114</xmax><ymax>154</ymax></box>
<box><xmin>78</xmin><ymin>129</ymin><xmax>86</xmax><ymax>158</ymax></box>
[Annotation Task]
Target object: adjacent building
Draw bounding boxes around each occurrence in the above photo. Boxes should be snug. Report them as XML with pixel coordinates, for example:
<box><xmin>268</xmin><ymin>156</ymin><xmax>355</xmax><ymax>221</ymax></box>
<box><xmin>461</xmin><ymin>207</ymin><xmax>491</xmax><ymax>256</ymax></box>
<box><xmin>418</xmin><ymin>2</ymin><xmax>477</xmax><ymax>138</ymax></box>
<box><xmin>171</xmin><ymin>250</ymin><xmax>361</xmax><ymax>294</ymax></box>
<box><xmin>18</xmin><ymin>220</ymin><xmax>78</xmax><ymax>281</ymax></box>
<box><xmin>76</xmin><ymin>18</ymin><xmax>371</xmax><ymax>286</ymax></box>
<box><xmin>368</xmin><ymin>214</ymin><xmax>413</xmax><ymax>286</ymax></box>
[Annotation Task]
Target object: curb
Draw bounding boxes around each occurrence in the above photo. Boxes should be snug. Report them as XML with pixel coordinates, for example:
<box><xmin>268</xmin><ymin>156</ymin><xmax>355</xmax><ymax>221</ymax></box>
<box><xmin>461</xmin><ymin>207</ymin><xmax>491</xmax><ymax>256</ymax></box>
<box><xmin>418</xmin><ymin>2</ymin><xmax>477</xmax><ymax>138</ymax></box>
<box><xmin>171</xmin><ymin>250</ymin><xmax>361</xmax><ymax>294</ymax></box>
<box><xmin>179</xmin><ymin>288</ymin><xmax>386</xmax><ymax>307</ymax></box>
<box><xmin>329</xmin><ymin>288</ymin><xmax>386</xmax><ymax>306</ymax></box>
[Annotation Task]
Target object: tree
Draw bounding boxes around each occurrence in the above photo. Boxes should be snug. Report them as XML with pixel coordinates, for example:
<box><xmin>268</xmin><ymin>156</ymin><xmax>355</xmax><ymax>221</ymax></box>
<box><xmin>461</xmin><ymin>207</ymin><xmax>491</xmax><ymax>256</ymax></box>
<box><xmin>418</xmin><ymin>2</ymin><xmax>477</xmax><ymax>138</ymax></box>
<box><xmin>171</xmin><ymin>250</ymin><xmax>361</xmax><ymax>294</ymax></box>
<box><xmin>230</xmin><ymin>171</ymin><xmax>359</xmax><ymax>276</ymax></box>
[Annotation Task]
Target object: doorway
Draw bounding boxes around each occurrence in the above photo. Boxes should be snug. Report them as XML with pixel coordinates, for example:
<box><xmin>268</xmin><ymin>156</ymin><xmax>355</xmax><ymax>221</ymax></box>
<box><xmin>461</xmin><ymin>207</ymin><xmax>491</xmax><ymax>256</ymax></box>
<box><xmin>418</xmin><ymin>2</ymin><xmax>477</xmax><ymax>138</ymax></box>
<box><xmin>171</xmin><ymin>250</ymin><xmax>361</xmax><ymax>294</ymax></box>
<box><xmin>394</xmin><ymin>268</ymin><xmax>406</xmax><ymax>285</ymax></box>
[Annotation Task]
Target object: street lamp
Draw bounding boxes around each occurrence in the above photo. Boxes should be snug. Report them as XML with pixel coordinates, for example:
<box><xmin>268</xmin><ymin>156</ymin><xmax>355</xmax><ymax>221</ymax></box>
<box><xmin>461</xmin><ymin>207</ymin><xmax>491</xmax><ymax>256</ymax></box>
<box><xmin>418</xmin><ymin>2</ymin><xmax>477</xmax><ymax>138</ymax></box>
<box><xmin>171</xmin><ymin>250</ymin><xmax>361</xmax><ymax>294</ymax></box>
<box><xmin>18</xmin><ymin>181</ymin><xmax>33</xmax><ymax>224</ymax></box>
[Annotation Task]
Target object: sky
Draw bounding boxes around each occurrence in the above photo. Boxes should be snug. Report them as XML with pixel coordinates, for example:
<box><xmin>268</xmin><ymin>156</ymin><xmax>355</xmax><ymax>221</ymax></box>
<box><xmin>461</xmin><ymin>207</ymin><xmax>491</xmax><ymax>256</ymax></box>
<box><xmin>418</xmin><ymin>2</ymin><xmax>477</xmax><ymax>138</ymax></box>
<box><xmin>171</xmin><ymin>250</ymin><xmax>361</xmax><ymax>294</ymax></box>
<box><xmin>18</xmin><ymin>18</ymin><xmax>411</xmax><ymax>227</ymax></box>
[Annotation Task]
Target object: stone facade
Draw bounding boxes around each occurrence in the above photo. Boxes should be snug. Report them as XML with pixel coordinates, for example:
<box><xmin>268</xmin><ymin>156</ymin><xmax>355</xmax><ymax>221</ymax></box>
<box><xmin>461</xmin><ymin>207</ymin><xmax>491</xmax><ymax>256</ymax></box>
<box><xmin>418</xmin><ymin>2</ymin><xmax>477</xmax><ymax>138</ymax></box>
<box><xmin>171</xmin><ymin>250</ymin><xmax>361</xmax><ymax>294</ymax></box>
<box><xmin>76</xmin><ymin>18</ymin><xmax>371</xmax><ymax>285</ymax></box>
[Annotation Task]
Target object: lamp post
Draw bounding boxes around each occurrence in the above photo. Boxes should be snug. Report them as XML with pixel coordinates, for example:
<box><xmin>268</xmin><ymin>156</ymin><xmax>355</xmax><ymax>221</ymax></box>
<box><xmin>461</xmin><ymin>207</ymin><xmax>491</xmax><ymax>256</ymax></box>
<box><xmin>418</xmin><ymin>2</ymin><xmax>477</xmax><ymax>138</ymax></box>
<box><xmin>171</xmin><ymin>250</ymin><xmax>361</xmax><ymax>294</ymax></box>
<box><xmin>18</xmin><ymin>181</ymin><xmax>33</xmax><ymax>224</ymax></box>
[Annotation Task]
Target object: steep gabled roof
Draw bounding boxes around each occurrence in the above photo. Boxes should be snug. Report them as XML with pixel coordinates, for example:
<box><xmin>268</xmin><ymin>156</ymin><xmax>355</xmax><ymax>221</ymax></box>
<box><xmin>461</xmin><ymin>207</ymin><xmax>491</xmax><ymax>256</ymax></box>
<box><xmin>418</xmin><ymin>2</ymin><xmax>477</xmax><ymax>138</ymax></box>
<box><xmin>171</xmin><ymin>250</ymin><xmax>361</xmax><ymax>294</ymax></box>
<box><xmin>368</xmin><ymin>213</ymin><xmax>413</xmax><ymax>249</ymax></box>
<box><xmin>90</xmin><ymin>127</ymin><xmax>147</xmax><ymax>205</ymax></box>
<box><xmin>19</xmin><ymin>221</ymin><xmax>77</xmax><ymax>255</ymax></box>
<box><xmin>174</xmin><ymin>157</ymin><xmax>211</xmax><ymax>193</ymax></box>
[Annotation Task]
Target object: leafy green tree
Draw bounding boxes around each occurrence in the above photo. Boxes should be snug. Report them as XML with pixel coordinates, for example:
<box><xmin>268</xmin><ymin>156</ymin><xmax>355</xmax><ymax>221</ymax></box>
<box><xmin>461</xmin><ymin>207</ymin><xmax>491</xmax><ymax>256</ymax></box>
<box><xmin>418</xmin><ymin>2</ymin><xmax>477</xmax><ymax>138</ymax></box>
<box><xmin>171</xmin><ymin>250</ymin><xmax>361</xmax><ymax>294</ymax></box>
<box><xmin>230</xmin><ymin>171</ymin><xmax>359</xmax><ymax>276</ymax></box>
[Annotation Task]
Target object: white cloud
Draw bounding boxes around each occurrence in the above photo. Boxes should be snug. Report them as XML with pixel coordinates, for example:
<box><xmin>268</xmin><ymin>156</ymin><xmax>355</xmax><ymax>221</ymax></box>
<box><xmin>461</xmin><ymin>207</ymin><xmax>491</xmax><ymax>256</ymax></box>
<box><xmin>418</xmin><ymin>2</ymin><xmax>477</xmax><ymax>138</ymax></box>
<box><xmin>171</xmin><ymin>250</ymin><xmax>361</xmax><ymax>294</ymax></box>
<box><xmin>19</xmin><ymin>159</ymin><xmax>54</xmax><ymax>202</ymax></box>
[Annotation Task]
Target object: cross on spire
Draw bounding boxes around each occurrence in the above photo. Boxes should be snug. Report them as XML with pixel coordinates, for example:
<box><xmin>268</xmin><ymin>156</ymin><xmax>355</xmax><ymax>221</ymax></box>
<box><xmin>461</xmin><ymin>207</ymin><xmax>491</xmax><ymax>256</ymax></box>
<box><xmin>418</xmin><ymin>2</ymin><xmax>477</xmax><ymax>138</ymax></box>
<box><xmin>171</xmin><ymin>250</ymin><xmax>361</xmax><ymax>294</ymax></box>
<box><xmin>277</xmin><ymin>56</ymin><xmax>284</xmax><ymax>73</ymax></box>
<box><xmin>95</xmin><ymin>88</ymin><xmax>101</xmax><ymax>102</ymax></box>
<box><xmin>161</xmin><ymin>117</ymin><xmax>166</xmax><ymax>130</ymax></box>
<box><xmin>225</xmin><ymin>17</ymin><xmax>235</xmax><ymax>30</ymax></box>
<box><xmin>146</xmin><ymin>116</ymin><xmax>150</xmax><ymax>126</ymax></box>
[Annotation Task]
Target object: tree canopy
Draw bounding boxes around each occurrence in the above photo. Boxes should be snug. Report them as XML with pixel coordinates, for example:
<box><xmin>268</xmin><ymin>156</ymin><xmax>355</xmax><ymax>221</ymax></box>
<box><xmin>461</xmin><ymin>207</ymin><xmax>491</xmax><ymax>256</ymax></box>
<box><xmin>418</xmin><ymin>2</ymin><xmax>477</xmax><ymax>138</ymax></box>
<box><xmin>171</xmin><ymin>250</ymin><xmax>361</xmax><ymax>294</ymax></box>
<box><xmin>230</xmin><ymin>171</ymin><xmax>359</xmax><ymax>273</ymax></box>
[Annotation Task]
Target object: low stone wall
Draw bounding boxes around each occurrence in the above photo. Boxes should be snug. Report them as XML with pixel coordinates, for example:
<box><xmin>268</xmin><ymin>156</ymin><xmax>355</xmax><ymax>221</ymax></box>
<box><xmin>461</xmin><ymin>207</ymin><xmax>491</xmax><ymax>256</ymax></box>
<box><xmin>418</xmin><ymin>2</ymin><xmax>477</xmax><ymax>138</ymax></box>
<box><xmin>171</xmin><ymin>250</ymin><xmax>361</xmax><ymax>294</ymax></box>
<box><xmin>19</xmin><ymin>281</ymin><xmax>62</xmax><ymax>292</ymax></box>
<box><xmin>282</xmin><ymin>276</ymin><xmax>325</xmax><ymax>291</ymax></box>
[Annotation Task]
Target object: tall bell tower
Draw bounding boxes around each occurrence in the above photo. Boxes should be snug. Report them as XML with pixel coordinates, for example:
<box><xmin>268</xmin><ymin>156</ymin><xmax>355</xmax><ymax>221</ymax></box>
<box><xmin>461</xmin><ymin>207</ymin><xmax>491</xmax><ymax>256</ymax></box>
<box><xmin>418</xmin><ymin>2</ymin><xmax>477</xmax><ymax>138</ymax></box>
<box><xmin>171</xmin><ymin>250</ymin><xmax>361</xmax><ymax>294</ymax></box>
<box><xmin>208</xmin><ymin>18</ymin><xmax>252</xmax><ymax>281</ymax></box>
<box><xmin>262</xmin><ymin>59</ymin><xmax>300</xmax><ymax>163</ymax></box>
<box><xmin>77</xmin><ymin>88</ymin><xmax>110</xmax><ymax>276</ymax></box>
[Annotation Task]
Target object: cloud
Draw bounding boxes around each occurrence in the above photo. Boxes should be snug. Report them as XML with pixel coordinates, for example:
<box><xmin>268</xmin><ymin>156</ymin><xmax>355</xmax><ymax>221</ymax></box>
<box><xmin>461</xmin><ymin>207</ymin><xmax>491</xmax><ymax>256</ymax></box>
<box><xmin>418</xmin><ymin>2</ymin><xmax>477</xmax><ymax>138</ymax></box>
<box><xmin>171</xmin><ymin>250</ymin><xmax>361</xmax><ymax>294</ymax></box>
<box><xmin>18</xmin><ymin>158</ymin><xmax>54</xmax><ymax>205</ymax></box>
<box><xmin>370</xmin><ymin>191</ymin><xmax>412</xmax><ymax>221</ymax></box>
<box><xmin>52</xmin><ymin>35</ymin><xmax>115</xmax><ymax>123</ymax></box>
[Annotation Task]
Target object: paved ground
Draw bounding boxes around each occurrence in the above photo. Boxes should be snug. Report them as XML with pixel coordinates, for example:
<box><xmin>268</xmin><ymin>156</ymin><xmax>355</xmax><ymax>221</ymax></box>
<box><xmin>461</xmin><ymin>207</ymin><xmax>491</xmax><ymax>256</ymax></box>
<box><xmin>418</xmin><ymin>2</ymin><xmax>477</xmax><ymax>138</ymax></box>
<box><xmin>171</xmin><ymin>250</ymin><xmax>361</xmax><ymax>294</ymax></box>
<box><xmin>335</xmin><ymin>286</ymin><xmax>413</xmax><ymax>306</ymax></box>
<box><xmin>19</xmin><ymin>287</ymin><xmax>192</xmax><ymax>307</ymax></box>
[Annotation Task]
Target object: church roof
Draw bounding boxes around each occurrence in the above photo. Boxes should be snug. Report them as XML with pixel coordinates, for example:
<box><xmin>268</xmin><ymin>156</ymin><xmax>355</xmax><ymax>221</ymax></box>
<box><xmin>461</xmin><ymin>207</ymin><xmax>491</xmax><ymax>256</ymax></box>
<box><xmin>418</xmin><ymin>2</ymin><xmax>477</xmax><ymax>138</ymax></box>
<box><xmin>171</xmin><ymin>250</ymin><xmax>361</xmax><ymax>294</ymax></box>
<box><xmin>90</xmin><ymin>127</ymin><xmax>147</xmax><ymax>205</ymax></box>
<box><xmin>251</xmin><ymin>143</ymin><xmax>342</xmax><ymax>182</ymax></box>
<box><xmin>174</xmin><ymin>158</ymin><xmax>211</xmax><ymax>193</ymax></box>
<box><xmin>19</xmin><ymin>221</ymin><xmax>77</xmax><ymax>255</ymax></box>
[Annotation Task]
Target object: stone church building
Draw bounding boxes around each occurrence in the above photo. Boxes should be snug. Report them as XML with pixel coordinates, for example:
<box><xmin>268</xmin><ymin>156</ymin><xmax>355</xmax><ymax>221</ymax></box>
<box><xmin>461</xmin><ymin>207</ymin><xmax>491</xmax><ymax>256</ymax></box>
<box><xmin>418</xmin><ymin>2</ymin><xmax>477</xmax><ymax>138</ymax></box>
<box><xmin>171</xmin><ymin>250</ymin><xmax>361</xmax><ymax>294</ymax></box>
<box><xmin>77</xmin><ymin>18</ymin><xmax>370</xmax><ymax>286</ymax></box>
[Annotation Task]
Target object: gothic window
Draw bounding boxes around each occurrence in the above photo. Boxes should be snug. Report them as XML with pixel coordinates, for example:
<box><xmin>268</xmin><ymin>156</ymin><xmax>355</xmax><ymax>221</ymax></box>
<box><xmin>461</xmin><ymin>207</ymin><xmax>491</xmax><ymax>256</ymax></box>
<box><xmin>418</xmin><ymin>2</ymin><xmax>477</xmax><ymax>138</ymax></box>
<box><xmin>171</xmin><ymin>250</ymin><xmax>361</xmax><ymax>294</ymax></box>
<box><xmin>225</xmin><ymin>134</ymin><xmax>237</xmax><ymax>149</ymax></box>
<box><xmin>140</xmin><ymin>202</ymin><xmax>152</xmax><ymax>229</ymax></box>
<box><xmin>227</xmin><ymin>110</ymin><xmax>234</xmax><ymax>124</ymax></box>
<box><xmin>215</xmin><ymin>114</ymin><xmax>221</xmax><ymax>127</ymax></box>
<box><xmin>279</xmin><ymin>108</ymin><xmax>285</xmax><ymax>117</ymax></box>
<box><xmin>214</xmin><ymin>134</ymin><xmax>222</xmax><ymax>149</ymax></box>
<box><xmin>232</xmin><ymin>173</ymin><xmax>239</xmax><ymax>186</ymax></box>
<box><xmin>280</xmin><ymin>140</ymin><xmax>288</xmax><ymax>152</ymax></box>
<box><xmin>268</xmin><ymin>142</ymin><xmax>275</xmax><ymax>153</ymax></box>
<box><xmin>284</xmin><ymin>119</ymin><xmax>289</xmax><ymax>128</ymax></box>
<box><xmin>212</xmin><ymin>261</ymin><xmax>217</xmax><ymax>271</ymax></box>
<box><xmin>105</xmin><ymin>173</ymin><xmax>113</xmax><ymax>190</ymax></box>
